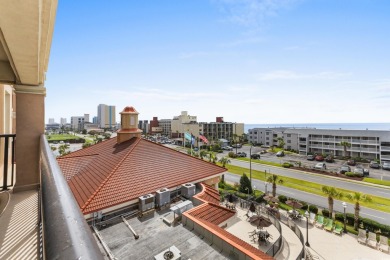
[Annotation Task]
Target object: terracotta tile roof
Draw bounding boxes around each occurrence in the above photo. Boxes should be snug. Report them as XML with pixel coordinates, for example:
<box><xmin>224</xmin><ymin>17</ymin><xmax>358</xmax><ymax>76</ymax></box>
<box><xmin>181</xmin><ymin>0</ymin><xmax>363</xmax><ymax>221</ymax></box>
<box><xmin>57</xmin><ymin>137</ymin><xmax>226</xmax><ymax>214</ymax></box>
<box><xmin>194</xmin><ymin>183</ymin><xmax>221</xmax><ymax>205</ymax></box>
<box><xmin>184</xmin><ymin>184</ymin><xmax>274</xmax><ymax>260</ymax></box>
<box><xmin>197</xmin><ymin>219</ymin><xmax>274</xmax><ymax>260</ymax></box>
<box><xmin>121</xmin><ymin>106</ymin><xmax>138</xmax><ymax>113</ymax></box>
<box><xmin>186</xmin><ymin>202</ymin><xmax>235</xmax><ymax>225</ymax></box>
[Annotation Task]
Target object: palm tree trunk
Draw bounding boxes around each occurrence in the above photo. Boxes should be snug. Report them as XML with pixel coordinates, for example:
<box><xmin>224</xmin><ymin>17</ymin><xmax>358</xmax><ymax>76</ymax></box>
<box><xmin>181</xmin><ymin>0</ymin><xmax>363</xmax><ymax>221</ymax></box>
<box><xmin>354</xmin><ymin>202</ymin><xmax>360</xmax><ymax>230</ymax></box>
<box><xmin>329</xmin><ymin>197</ymin><xmax>333</xmax><ymax>219</ymax></box>
<box><xmin>272</xmin><ymin>183</ymin><xmax>276</xmax><ymax>197</ymax></box>
<box><xmin>221</xmin><ymin>174</ymin><xmax>225</xmax><ymax>183</ymax></box>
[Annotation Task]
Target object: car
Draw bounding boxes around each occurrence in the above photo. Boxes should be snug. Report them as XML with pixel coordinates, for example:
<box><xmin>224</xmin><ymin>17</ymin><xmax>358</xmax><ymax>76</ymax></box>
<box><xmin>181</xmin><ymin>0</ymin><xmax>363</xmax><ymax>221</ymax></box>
<box><xmin>353</xmin><ymin>167</ymin><xmax>364</xmax><ymax>177</ymax></box>
<box><xmin>339</xmin><ymin>165</ymin><xmax>351</xmax><ymax>174</ymax></box>
<box><xmin>325</xmin><ymin>155</ymin><xmax>334</xmax><ymax>163</ymax></box>
<box><xmin>232</xmin><ymin>143</ymin><xmax>242</xmax><ymax>148</ymax></box>
<box><xmin>193</xmin><ymin>147</ymin><xmax>199</xmax><ymax>151</ymax></box>
<box><xmin>251</xmin><ymin>154</ymin><xmax>260</xmax><ymax>159</ymax></box>
<box><xmin>315</xmin><ymin>155</ymin><xmax>324</xmax><ymax>161</ymax></box>
<box><xmin>347</xmin><ymin>159</ymin><xmax>356</xmax><ymax>166</ymax></box>
<box><xmin>307</xmin><ymin>154</ymin><xmax>315</xmax><ymax>161</ymax></box>
<box><xmin>369</xmin><ymin>161</ymin><xmax>380</xmax><ymax>169</ymax></box>
<box><xmin>276</xmin><ymin>151</ymin><xmax>285</xmax><ymax>157</ymax></box>
<box><xmin>236</xmin><ymin>152</ymin><xmax>247</xmax><ymax>157</ymax></box>
<box><xmin>223</xmin><ymin>146</ymin><xmax>233</xmax><ymax>151</ymax></box>
<box><xmin>363</xmin><ymin>168</ymin><xmax>369</xmax><ymax>176</ymax></box>
<box><xmin>260</xmin><ymin>150</ymin><xmax>267</xmax><ymax>154</ymax></box>
<box><xmin>383</xmin><ymin>162</ymin><xmax>390</xmax><ymax>171</ymax></box>
<box><xmin>314</xmin><ymin>162</ymin><xmax>326</xmax><ymax>170</ymax></box>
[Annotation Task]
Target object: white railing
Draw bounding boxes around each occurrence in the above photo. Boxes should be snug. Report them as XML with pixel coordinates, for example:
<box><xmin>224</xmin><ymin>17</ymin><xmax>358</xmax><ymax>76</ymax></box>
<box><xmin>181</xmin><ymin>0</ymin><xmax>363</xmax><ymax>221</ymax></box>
<box><xmin>381</xmin><ymin>146</ymin><xmax>390</xmax><ymax>152</ymax></box>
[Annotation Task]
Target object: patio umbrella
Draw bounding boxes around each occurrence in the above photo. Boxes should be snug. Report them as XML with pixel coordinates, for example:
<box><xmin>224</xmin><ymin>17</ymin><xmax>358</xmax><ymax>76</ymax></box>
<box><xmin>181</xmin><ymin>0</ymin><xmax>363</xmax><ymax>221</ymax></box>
<box><xmin>286</xmin><ymin>200</ymin><xmax>303</xmax><ymax>210</ymax></box>
<box><xmin>249</xmin><ymin>215</ymin><xmax>272</xmax><ymax>228</ymax></box>
<box><xmin>264</xmin><ymin>195</ymin><xmax>279</xmax><ymax>203</ymax></box>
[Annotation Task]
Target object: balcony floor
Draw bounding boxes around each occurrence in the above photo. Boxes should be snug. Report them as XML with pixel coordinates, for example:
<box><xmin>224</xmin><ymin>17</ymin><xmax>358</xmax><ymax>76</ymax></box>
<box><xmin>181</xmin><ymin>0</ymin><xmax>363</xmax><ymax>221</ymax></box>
<box><xmin>0</xmin><ymin>189</ymin><xmax>39</xmax><ymax>260</ymax></box>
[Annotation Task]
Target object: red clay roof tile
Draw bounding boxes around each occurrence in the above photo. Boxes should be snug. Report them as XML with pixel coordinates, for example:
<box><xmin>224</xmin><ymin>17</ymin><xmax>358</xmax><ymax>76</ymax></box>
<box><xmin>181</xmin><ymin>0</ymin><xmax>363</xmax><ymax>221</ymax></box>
<box><xmin>58</xmin><ymin>137</ymin><xmax>226</xmax><ymax>214</ymax></box>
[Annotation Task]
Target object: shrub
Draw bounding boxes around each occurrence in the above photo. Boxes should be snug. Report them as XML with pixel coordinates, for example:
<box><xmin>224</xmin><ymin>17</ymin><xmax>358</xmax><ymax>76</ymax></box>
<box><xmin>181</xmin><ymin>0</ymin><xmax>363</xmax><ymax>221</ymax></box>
<box><xmin>322</xmin><ymin>209</ymin><xmax>330</xmax><ymax>218</ymax></box>
<box><xmin>228</xmin><ymin>152</ymin><xmax>237</xmax><ymax>158</ymax></box>
<box><xmin>278</xmin><ymin>195</ymin><xmax>288</xmax><ymax>203</ymax></box>
<box><xmin>218</xmin><ymin>181</ymin><xmax>225</xmax><ymax>189</ymax></box>
<box><xmin>345</xmin><ymin>172</ymin><xmax>359</xmax><ymax>177</ymax></box>
<box><xmin>282</xmin><ymin>162</ymin><xmax>293</xmax><ymax>168</ymax></box>
<box><xmin>308</xmin><ymin>205</ymin><xmax>318</xmax><ymax>214</ymax></box>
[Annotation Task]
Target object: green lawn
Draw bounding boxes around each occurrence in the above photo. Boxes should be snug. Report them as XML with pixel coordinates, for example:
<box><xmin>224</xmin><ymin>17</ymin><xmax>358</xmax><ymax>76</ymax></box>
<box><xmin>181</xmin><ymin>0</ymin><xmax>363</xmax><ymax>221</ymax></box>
<box><xmin>363</xmin><ymin>178</ymin><xmax>390</xmax><ymax>187</ymax></box>
<box><xmin>223</xmin><ymin>164</ymin><xmax>390</xmax><ymax>213</ymax></box>
<box><xmin>46</xmin><ymin>134</ymin><xmax>81</xmax><ymax>141</ymax></box>
<box><xmin>236</xmin><ymin>157</ymin><xmax>282</xmax><ymax>167</ymax></box>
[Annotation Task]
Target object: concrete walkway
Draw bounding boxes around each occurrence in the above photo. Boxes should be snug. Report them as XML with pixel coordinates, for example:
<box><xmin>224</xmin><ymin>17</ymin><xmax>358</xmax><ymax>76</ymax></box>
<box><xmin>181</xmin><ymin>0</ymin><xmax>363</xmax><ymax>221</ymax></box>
<box><xmin>0</xmin><ymin>190</ymin><xmax>39</xmax><ymax>260</ymax></box>
<box><xmin>289</xmin><ymin>213</ymin><xmax>390</xmax><ymax>260</ymax></box>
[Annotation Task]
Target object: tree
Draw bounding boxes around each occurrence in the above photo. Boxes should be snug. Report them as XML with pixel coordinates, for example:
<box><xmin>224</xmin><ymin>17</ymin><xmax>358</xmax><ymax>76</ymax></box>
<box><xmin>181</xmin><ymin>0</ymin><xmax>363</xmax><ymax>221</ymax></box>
<box><xmin>339</xmin><ymin>141</ymin><xmax>351</xmax><ymax>157</ymax></box>
<box><xmin>50</xmin><ymin>146</ymin><xmax>57</xmax><ymax>151</ymax></box>
<box><xmin>199</xmin><ymin>150</ymin><xmax>207</xmax><ymax>160</ymax></box>
<box><xmin>277</xmin><ymin>137</ymin><xmax>285</xmax><ymax>148</ymax></box>
<box><xmin>208</xmin><ymin>151</ymin><xmax>217</xmax><ymax>163</ymax></box>
<box><xmin>58</xmin><ymin>144</ymin><xmax>70</xmax><ymax>156</ymax></box>
<box><xmin>82</xmin><ymin>129</ymin><xmax>87</xmax><ymax>135</ymax></box>
<box><xmin>239</xmin><ymin>173</ymin><xmax>252</xmax><ymax>194</ymax></box>
<box><xmin>83</xmin><ymin>142</ymin><xmax>92</xmax><ymax>149</ymax></box>
<box><xmin>218</xmin><ymin>157</ymin><xmax>231</xmax><ymax>183</ymax></box>
<box><xmin>266</xmin><ymin>174</ymin><xmax>283</xmax><ymax>197</ymax></box>
<box><xmin>322</xmin><ymin>186</ymin><xmax>343</xmax><ymax>219</ymax></box>
<box><xmin>346</xmin><ymin>192</ymin><xmax>372</xmax><ymax>230</ymax></box>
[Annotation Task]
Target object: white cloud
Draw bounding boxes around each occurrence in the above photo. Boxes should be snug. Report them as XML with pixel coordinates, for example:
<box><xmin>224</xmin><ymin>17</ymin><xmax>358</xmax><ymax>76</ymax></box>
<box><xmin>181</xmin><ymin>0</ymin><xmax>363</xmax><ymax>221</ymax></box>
<box><xmin>214</xmin><ymin>0</ymin><xmax>300</xmax><ymax>28</ymax></box>
<box><xmin>256</xmin><ymin>70</ymin><xmax>352</xmax><ymax>81</ymax></box>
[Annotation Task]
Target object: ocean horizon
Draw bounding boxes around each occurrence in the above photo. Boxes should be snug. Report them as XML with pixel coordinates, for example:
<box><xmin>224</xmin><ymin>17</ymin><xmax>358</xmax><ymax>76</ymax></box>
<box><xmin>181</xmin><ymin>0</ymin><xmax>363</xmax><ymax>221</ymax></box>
<box><xmin>244</xmin><ymin>123</ymin><xmax>390</xmax><ymax>133</ymax></box>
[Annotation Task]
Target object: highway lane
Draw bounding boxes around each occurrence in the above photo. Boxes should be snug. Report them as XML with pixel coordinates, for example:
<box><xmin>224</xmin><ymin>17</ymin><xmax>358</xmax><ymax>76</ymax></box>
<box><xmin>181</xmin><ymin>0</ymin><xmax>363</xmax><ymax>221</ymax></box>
<box><xmin>225</xmin><ymin>173</ymin><xmax>390</xmax><ymax>226</ymax></box>
<box><xmin>229</xmin><ymin>159</ymin><xmax>390</xmax><ymax>199</ymax></box>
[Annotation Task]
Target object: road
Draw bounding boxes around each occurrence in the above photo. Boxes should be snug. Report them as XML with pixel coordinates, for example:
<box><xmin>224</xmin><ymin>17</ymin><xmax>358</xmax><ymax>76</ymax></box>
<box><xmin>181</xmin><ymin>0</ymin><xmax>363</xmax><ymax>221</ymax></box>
<box><xmin>225</xmin><ymin>173</ymin><xmax>390</xmax><ymax>226</ymax></box>
<box><xmin>234</xmin><ymin>145</ymin><xmax>390</xmax><ymax>181</ymax></box>
<box><xmin>229</xmin><ymin>159</ymin><xmax>390</xmax><ymax>200</ymax></box>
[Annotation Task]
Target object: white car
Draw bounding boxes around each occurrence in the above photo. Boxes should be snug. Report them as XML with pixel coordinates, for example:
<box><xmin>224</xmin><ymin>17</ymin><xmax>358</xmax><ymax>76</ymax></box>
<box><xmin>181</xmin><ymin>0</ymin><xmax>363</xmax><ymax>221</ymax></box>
<box><xmin>314</xmin><ymin>162</ymin><xmax>326</xmax><ymax>170</ymax></box>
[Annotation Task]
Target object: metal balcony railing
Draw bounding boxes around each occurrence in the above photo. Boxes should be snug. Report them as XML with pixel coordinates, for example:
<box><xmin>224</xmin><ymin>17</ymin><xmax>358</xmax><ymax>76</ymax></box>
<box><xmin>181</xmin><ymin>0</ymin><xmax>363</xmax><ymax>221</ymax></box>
<box><xmin>1</xmin><ymin>134</ymin><xmax>15</xmax><ymax>191</ymax></box>
<box><xmin>40</xmin><ymin>135</ymin><xmax>103</xmax><ymax>260</ymax></box>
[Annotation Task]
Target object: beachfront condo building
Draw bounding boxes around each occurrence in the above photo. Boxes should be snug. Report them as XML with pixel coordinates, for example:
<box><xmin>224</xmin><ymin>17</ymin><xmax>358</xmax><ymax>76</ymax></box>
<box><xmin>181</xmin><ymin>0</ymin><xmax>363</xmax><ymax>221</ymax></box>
<box><xmin>248</xmin><ymin>127</ymin><xmax>390</xmax><ymax>163</ymax></box>
<box><xmin>97</xmin><ymin>104</ymin><xmax>116</xmax><ymax>129</ymax></box>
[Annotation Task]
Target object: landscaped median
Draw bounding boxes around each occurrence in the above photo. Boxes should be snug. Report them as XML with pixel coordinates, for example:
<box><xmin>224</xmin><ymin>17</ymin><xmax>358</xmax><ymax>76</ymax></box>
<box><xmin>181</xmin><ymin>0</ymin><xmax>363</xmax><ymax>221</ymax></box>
<box><xmin>222</xmin><ymin>164</ymin><xmax>390</xmax><ymax>213</ymax></box>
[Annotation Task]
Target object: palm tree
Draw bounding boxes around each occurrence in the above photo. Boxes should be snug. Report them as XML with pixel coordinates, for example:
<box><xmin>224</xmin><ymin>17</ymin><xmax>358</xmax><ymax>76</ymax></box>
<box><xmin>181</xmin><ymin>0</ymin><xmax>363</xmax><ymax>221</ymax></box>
<box><xmin>199</xmin><ymin>150</ymin><xmax>207</xmax><ymax>160</ymax></box>
<box><xmin>322</xmin><ymin>186</ymin><xmax>343</xmax><ymax>219</ymax></box>
<box><xmin>339</xmin><ymin>141</ymin><xmax>351</xmax><ymax>157</ymax></box>
<box><xmin>346</xmin><ymin>192</ymin><xmax>372</xmax><ymax>230</ymax></box>
<box><xmin>266</xmin><ymin>174</ymin><xmax>283</xmax><ymax>197</ymax></box>
<box><xmin>218</xmin><ymin>157</ymin><xmax>231</xmax><ymax>168</ymax></box>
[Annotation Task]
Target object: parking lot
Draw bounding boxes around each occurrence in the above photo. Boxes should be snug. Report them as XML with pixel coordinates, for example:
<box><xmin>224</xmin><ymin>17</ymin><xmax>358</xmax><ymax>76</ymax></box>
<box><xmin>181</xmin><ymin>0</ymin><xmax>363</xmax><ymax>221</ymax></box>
<box><xmin>218</xmin><ymin>145</ymin><xmax>390</xmax><ymax>181</ymax></box>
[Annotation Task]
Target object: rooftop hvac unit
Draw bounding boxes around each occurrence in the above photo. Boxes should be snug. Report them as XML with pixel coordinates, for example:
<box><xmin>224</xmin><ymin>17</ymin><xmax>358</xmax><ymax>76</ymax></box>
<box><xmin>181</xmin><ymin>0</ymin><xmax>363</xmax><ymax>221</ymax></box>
<box><xmin>181</xmin><ymin>183</ymin><xmax>195</xmax><ymax>199</ymax></box>
<box><xmin>156</xmin><ymin>188</ymin><xmax>170</xmax><ymax>208</ymax></box>
<box><xmin>139</xmin><ymin>194</ymin><xmax>155</xmax><ymax>212</ymax></box>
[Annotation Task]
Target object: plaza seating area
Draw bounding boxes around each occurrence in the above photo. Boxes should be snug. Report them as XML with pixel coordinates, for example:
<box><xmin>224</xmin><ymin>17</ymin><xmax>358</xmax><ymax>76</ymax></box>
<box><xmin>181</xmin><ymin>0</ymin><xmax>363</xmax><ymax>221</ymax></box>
<box><xmin>357</xmin><ymin>228</ymin><xmax>389</xmax><ymax>253</ymax></box>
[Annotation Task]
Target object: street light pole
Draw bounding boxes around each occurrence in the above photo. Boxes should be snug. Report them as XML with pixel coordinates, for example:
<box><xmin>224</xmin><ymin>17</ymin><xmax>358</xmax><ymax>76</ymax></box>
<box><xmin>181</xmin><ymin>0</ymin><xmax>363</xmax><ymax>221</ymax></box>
<box><xmin>264</xmin><ymin>182</ymin><xmax>268</xmax><ymax>195</ymax></box>
<box><xmin>250</xmin><ymin>144</ymin><xmax>253</xmax><ymax>187</ymax></box>
<box><xmin>343</xmin><ymin>202</ymin><xmax>347</xmax><ymax>233</ymax></box>
<box><xmin>305</xmin><ymin>211</ymin><xmax>310</xmax><ymax>247</ymax></box>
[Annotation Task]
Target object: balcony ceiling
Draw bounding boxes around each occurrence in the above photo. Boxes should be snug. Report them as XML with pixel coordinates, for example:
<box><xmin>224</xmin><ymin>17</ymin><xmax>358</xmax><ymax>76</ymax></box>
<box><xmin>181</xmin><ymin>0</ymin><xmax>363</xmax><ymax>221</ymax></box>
<box><xmin>0</xmin><ymin>0</ymin><xmax>57</xmax><ymax>86</ymax></box>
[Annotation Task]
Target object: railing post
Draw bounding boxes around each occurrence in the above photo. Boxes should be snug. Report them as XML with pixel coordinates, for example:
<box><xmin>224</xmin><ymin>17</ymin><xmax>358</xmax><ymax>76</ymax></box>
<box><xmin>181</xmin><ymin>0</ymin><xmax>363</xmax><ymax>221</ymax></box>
<box><xmin>2</xmin><ymin>136</ymin><xmax>9</xmax><ymax>190</ymax></box>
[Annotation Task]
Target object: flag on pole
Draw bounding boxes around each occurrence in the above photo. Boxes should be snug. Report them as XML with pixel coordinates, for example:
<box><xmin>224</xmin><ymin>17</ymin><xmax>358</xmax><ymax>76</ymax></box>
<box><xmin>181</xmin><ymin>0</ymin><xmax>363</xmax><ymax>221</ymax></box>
<box><xmin>184</xmin><ymin>132</ymin><xmax>192</xmax><ymax>141</ymax></box>
<box><xmin>191</xmin><ymin>134</ymin><xmax>195</xmax><ymax>146</ymax></box>
<box><xmin>199</xmin><ymin>134</ymin><xmax>209</xmax><ymax>144</ymax></box>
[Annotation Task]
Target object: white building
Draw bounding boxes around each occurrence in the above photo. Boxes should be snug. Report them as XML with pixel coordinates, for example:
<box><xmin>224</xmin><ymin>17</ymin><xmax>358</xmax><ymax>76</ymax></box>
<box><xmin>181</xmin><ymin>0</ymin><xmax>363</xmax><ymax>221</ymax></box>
<box><xmin>97</xmin><ymin>104</ymin><xmax>116</xmax><ymax>129</ymax></box>
<box><xmin>248</xmin><ymin>127</ymin><xmax>390</xmax><ymax>163</ymax></box>
<box><xmin>60</xmin><ymin>117</ymin><xmax>67</xmax><ymax>126</ymax></box>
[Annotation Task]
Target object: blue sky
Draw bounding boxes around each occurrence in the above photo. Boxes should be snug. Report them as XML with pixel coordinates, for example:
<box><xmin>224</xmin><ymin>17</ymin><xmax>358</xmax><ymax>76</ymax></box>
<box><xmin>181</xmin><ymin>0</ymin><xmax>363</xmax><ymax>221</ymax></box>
<box><xmin>45</xmin><ymin>0</ymin><xmax>390</xmax><ymax>124</ymax></box>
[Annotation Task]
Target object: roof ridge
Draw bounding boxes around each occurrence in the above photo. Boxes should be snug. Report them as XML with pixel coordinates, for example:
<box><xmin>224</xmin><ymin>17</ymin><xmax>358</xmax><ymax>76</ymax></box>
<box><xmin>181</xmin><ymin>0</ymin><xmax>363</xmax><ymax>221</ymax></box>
<box><xmin>57</xmin><ymin>153</ymin><xmax>100</xmax><ymax>160</ymax></box>
<box><xmin>81</xmin><ymin>137</ymin><xmax>141</xmax><ymax>212</ymax></box>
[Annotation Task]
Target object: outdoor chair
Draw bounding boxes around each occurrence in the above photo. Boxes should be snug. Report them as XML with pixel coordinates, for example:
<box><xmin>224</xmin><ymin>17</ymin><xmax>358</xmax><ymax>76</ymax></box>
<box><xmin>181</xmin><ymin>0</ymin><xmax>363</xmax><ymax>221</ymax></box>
<box><xmin>324</xmin><ymin>219</ymin><xmax>333</xmax><ymax>232</ymax></box>
<box><xmin>308</xmin><ymin>212</ymin><xmax>316</xmax><ymax>225</ymax></box>
<box><xmin>357</xmin><ymin>229</ymin><xmax>367</xmax><ymax>244</ymax></box>
<box><xmin>367</xmin><ymin>232</ymin><xmax>378</xmax><ymax>248</ymax></box>
<box><xmin>378</xmin><ymin>235</ymin><xmax>389</xmax><ymax>253</ymax></box>
<box><xmin>333</xmin><ymin>223</ymin><xmax>343</xmax><ymax>235</ymax></box>
<box><xmin>315</xmin><ymin>215</ymin><xmax>325</xmax><ymax>229</ymax></box>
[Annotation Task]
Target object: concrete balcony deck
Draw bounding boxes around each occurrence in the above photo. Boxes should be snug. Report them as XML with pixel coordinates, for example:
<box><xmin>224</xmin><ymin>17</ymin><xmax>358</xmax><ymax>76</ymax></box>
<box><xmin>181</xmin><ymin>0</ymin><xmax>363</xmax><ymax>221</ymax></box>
<box><xmin>0</xmin><ymin>189</ymin><xmax>39</xmax><ymax>259</ymax></box>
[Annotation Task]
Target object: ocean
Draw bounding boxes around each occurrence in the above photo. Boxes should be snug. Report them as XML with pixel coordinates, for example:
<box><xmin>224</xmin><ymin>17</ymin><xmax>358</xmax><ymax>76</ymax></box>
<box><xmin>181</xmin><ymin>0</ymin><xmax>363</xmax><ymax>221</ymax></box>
<box><xmin>244</xmin><ymin>123</ymin><xmax>390</xmax><ymax>133</ymax></box>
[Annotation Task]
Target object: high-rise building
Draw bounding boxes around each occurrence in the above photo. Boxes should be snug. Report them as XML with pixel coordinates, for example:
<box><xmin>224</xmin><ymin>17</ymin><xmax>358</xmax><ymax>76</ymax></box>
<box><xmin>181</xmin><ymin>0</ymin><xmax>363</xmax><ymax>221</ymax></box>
<box><xmin>97</xmin><ymin>104</ymin><xmax>116</xmax><ymax>129</ymax></box>
<box><xmin>48</xmin><ymin>118</ymin><xmax>55</xmax><ymax>124</ymax></box>
<box><xmin>92</xmin><ymin>116</ymin><xmax>98</xmax><ymax>124</ymax></box>
<box><xmin>60</xmin><ymin>117</ymin><xmax>67</xmax><ymax>126</ymax></box>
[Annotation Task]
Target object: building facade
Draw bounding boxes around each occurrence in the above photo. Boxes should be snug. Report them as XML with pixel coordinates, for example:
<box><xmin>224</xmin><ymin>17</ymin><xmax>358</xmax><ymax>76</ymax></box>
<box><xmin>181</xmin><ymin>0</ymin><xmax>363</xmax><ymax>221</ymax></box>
<box><xmin>158</xmin><ymin>119</ymin><xmax>171</xmax><ymax>137</ymax></box>
<box><xmin>60</xmin><ymin>117</ymin><xmax>67</xmax><ymax>126</ymax></box>
<box><xmin>70</xmin><ymin>114</ymin><xmax>89</xmax><ymax>131</ymax></box>
<box><xmin>199</xmin><ymin>120</ymin><xmax>244</xmax><ymax>144</ymax></box>
<box><xmin>97</xmin><ymin>104</ymin><xmax>116</xmax><ymax>129</ymax></box>
<box><xmin>248</xmin><ymin>127</ymin><xmax>390</xmax><ymax>163</ymax></box>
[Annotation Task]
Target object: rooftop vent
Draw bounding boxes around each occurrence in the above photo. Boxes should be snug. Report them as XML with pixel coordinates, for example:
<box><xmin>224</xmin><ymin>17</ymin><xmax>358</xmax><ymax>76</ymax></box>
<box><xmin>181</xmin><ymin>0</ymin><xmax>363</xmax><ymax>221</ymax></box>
<box><xmin>154</xmin><ymin>245</ymin><xmax>181</xmax><ymax>260</ymax></box>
